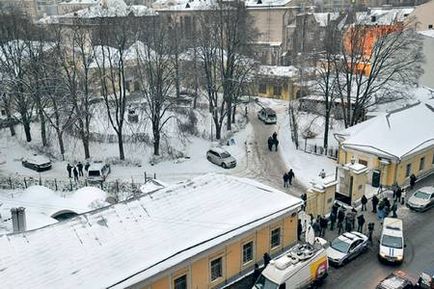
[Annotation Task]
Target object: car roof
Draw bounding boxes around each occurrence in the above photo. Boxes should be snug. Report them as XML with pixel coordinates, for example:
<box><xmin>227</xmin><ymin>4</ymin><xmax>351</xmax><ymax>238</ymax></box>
<box><xmin>382</xmin><ymin>218</ymin><xmax>403</xmax><ymax>237</ymax></box>
<box><xmin>26</xmin><ymin>155</ymin><xmax>50</xmax><ymax>164</ymax></box>
<box><xmin>88</xmin><ymin>162</ymin><xmax>106</xmax><ymax>170</ymax></box>
<box><xmin>261</xmin><ymin>107</ymin><xmax>276</xmax><ymax>114</ymax></box>
<box><xmin>415</xmin><ymin>186</ymin><xmax>434</xmax><ymax>194</ymax></box>
<box><xmin>208</xmin><ymin>147</ymin><xmax>229</xmax><ymax>154</ymax></box>
<box><xmin>336</xmin><ymin>232</ymin><xmax>365</xmax><ymax>243</ymax></box>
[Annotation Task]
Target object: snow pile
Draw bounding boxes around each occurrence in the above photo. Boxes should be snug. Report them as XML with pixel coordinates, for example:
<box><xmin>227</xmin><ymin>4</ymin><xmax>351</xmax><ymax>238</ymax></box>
<box><xmin>0</xmin><ymin>174</ymin><xmax>302</xmax><ymax>289</ymax></box>
<box><xmin>257</xmin><ymin>65</ymin><xmax>299</xmax><ymax>78</ymax></box>
<box><xmin>419</xmin><ymin>30</ymin><xmax>434</xmax><ymax>38</ymax></box>
<box><xmin>356</xmin><ymin>8</ymin><xmax>414</xmax><ymax>25</ymax></box>
<box><xmin>71</xmin><ymin>186</ymin><xmax>108</xmax><ymax>209</ymax></box>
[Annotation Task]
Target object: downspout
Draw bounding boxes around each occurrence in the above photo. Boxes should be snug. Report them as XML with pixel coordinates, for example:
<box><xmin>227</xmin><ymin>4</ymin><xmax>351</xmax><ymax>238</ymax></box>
<box><xmin>282</xmin><ymin>8</ymin><xmax>289</xmax><ymax>65</ymax></box>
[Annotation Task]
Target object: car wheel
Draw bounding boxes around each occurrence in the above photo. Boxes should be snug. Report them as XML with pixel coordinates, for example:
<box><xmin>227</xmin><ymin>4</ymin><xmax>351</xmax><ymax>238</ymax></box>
<box><xmin>222</xmin><ymin>163</ymin><xmax>227</xmax><ymax>169</ymax></box>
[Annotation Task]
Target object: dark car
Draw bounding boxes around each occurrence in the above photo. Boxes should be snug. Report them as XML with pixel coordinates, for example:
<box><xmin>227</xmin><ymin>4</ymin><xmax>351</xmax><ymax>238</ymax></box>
<box><xmin>22</xmin><ymin>155</ymin><xmax>52</xmax><ymax>172</ymax></box>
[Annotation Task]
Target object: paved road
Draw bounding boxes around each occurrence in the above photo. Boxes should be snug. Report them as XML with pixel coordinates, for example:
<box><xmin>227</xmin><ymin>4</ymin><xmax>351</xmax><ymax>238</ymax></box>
<box><xmin>323</xmin><ymin>175</ymin><xmax>434</xmax><ymax>289</ymax></box>
<box><xmin>234</xmin><ymin>106</ymin><xmax>305</xmax><ymax>196</ymax></box>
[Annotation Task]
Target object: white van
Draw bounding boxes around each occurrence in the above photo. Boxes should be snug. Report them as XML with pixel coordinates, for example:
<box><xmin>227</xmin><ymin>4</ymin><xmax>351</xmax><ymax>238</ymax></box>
<box><xmin>87</xmin><ymin>162</ymin><xmax>111</xmax><ymax>182</ymax></box>
<box><xmin>378</xmin><ymin>218</ymin><xmax>405</xmax><ymax>264</ymax></box>
<box><xmin>253</xmin><ymin>240</ymin><xmax>328</xmax><ymax>289</ymax></box>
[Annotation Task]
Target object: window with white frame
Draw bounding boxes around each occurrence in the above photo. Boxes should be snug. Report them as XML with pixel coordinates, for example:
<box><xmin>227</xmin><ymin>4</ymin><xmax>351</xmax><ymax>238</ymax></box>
<box><xmin>210</xmin><ymin>257</ymin><xmax>223</xmax><ymax>281</ymax></box>
<box><xmin>271</xmin><ymin>227</ymin><xmax>281</xmax><ymax>248</ymax></box>
<box><xmin>242</xmin><ymin>241</ymin><xmax>254</xmax><ymax>265</ymax></box>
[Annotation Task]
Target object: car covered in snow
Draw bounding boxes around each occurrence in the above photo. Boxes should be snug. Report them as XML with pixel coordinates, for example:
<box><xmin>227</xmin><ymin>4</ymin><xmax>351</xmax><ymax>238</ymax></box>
<box><xmin>86</xmin><ymin>162</ymin><xmax>111</xmax><ymax>182</ymax></box>
<box><xmin>407</xmin><ymin>187</ymin><xmax>434</xmax><ymax>212</ymax></box>
<box><xmin>379</xmin><ymin>218</ymin><xmax>405</xmax><ymax>264</ymax></box>
<box><xmin>258</xmin><ymin>107</ymin><xmax>277</xmax><ymax>124</ymax></box>
<box><xmin>206</xmin><ymin>148</ymin><xmax>236</xmax><ymax>169</ymax></box>
<box><xmin>326</xmin><ymin>231</ymin><xmax>368</xmax><ymax>266</ymax></box>
<box><xmin>21</xmin><ymin>154</ymin><xmax>52</xmax><ymax>172</ymax></box>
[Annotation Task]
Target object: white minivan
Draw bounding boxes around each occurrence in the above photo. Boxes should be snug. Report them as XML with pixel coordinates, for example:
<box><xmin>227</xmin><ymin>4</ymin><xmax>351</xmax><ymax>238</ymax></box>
<box><xmin>378</xmin><ymin>218</ymin><xmax>405</xmax><ymax>264</ymax></box>
<box><xmin>87</xmin><ymin>162</ymin><xmax>111</xmax><ymax>182</ymax></box>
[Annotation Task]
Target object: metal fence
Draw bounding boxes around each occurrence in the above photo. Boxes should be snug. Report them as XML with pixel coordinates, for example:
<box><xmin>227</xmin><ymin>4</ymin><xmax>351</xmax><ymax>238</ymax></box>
<box><xmin>298</xmin><ymin>142</ymin><xmax>339</xmax><ymax>160</ymax></box>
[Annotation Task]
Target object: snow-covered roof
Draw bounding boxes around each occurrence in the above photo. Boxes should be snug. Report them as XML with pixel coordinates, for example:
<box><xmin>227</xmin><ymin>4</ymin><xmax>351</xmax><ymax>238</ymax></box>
<box><xmin>335</xmin><ymin>101</ymin><xmax>434</xmax><ymax>160</ymax></box>
<box><xmin>245</xmin><ymin>0</ymin><xmax>292</xmax><ymax>8</ymax></box>
<box><xmin>419</xmin><ymin>30</ymin><xmax>434</xmax><ymax>38</ymax></box>
<box><xmin>24</xmin><ymin>155</ymin><xmax>51</xmax><ymax>165</ymax></box>
<box><xmin>356</xmin><ymin>8</ymin><xmax>414</xmax><ymax>25</ymax></box>
<box><xmin>313</xmin><ymin>12</ymin><xmax>339</xmax><ymax>27</ymax></box>
<box><xmin>155</xmin><ymin>0</ymin><xmax>217</xmax><ymax>11</ymax></box>
<box><xmin>257</xmin><ymin>65</ymin><xmax>299</xmax><ymax>78</ymax></box>
<box><xmin>59</xmin><ymin>0</ymin><xmax>98</xmax><ymax>5</ymax></box>
<box><xmin>0</xmin><ymin>174</ymin><xmax>302</xmax><ymax>289</ymax></box>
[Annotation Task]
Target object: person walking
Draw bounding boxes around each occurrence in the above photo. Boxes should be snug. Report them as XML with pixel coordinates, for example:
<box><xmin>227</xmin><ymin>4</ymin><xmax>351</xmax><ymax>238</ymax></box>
<box><xmin>361</xmin><ymin>195</ymin><xmax>368</xmax><ymax>211</ymax></box>
<box><xmin>367</xmin><ymin>222</ymin><xmax>375</xmax><ymax>242</ymax></box>
<box><xmin>337</xmin><ymin>208</ymin><xmax>345</xmax><ymax>229</ymax></box>
<box><xmin>272</xmin><ymin>132</ymin><xmax>278</xmax><ymax>151</ymax></box>
<box><xmin>263</xmin><ymin>253</ymin><xmax>271</xmax><ymax>267</ymax></box>
<box><xmin>319</xmin><ymin>216</ymin><xmax>328</xmax><ymax>237</ymax></box>
<box><xmin>297</xmin><ymin>219</ymin><xmax>303</xmax><ymax>241</ymax></box>
<box><xmin>272</xmin><ymin>132</ymin><xmax>277</xmax><ymax>141</ymax></box>
<box><xmin>348</xmin><ymin>208</ymin><xmax>357</xmax><ymax>229</ymax></box>
<box><xmin>288</xmin><ymin>169</ymin><xmax>295</xmax><ymax>185</ymax></box>
<box><xmin>84</xmin><ymin>161</ymin><xmax>90</xmax><ymax>172</ymax></box>
<box><xmin>253</xmin><ymin>263</ymin><xmax>260</xmax><ymax>283</ymax></box>
<box><xmin>329</xmin><ymin>211</ymin><xmax>336</xmax><ymax>231</ymax></box>
<box><xmin>319</xmin><ymin>169</ymin><xmax>326</xmax><ymax>179</ymax></box>
<box><xmin>283</xmin><ymin>172</ymin><xmax>289</xmax><ymax>188</ymax></box>
<box><xmin>410</xmin><ymin>174</ymin><xmax>417</xmax><ymax>189</ymax></box>
<box><xmin>312</xmin><ymin>219</ymin><xmax>320</xmax><ymax>237</ymax></box>
<box><xmin>73</xmin><ymin>166</ymin><xmax>79</xmax><ymax>182</ymax></box>
<box><xmin>332</xmin><ymin>202</ymin><xmax>339</xmax><ymax>216</ymax></box>
<box><xmin>66</xmin><ymin>163</ymin><xmax>72</xmax><ymax>178</ymax></box>
<box><xmin>267</xmin><ymin>136</ymin><xmax>273</xmax><ymax>151</ymax></box>
<box><xmin>372</xmin><ymin>194</ymin><xmax>379</xmax><ymax>213</ymax></box>
<box><xmin>274</xmin><ymin>139</ymin><xmax>279</xmax><ymax>151</ymax></box>
<box><xmin>301</xmin><ymin>192</ymin><xmax>307</xmax><ymax>211</ymax></box>
<box><xmin>337</xmin><ymin>219</ymin><xmax>344</xmax><ymax>234</ymax></box>
<box><xmin>396</xmin><ymin>186</ymin><xmax>402</xmax><ymax>203</ymax></box>
<box><xmin>391</xmin><ymin>202</ymin><xmax>398</xmax><ymax>218</ymax></box>
<box><xmin>345</xmin><ymin>214</ymin><xmax>352</xmax><ymax>232</ymax></box>
<box><xmin>77</xmin><ymin>161</ymin><xmax>84</xmax><ymax>177</ymax></box>
<box><xmin>357</xmin><ymin>214</ymin><xmax>365</xmax><ymax>233</ymax></box>
<box><xmin>377</xmin><ymin>202</ymin><xmax>385</xmax><ymax>220</ymax></box>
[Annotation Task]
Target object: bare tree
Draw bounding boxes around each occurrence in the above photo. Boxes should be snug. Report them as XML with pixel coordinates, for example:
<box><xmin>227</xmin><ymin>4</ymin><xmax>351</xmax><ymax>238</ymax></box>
<box><xmin>335</xmin><ymin>19</ymin><xmax>424</xmax><ymax>127</ymax></box>
<box><xmin>136</xmin><ymin>18</ymin><xmax>177</xmax><ymax>156</ymax></box>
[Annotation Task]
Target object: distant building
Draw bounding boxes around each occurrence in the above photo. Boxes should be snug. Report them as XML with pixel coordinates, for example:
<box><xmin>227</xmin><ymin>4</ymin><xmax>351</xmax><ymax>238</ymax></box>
<box><xmin>334</xmin><ymin>101</ymin><xmax>434</xmax><ymax>188</ymax></box>
<box><xmin>57</xmin><ymin>0</ymin><xmax>98</xmax><ymax>15</ymax></box>
<box><xmin>410</xmin><ymin>0</ymin><xmax>434</xmax><ymax>31</ymax></box>
<box><xmin>0</xmin><ymin>174</ymin><xmax>303</xmax><ymax>289</ymax></box>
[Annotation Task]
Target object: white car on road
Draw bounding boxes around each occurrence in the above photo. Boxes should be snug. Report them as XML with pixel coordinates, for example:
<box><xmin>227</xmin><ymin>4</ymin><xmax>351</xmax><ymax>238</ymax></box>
<box><xmin>326</xmin><ymin>231</ymin><xmax>368</xmax><ymax>266</ymax></box>
<box><xmin>407</xmin><ymin>186</ymin><xmax>434</xmax><ymax>212</ymax></box>
<box><xmin>206</xmin><ymin>148</ymin><xmax>237</xmax><ymax>169</ymax></box>
<box><xmin>378</xmin><ymin>218</ymin><xmax>405</xmax><ymax>264</ymax></box>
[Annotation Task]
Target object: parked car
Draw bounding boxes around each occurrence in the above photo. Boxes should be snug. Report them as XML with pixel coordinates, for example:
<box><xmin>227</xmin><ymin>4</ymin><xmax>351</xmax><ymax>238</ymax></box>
<box><xmin>258</xmin><ymin>107</ymin><xmax>277</xmax><ymax>124</ymax></box>
<box><xmin>21</xmin><ymin>154</ymin><xmax>52</xmax><ymax>172</ymax></box>
<box><xmin>376</xmin><ymin>269</ymin><xmax>434</xmax><ymax>289</ymax></box>
<box><xmin>378</xmin><ymin>218</ymin><xmax>405</xmax><ymax>264</ymax></box>
<box><xmin>407</xmin><ymin>186</ymin><xmax>434</xmax><ymax>212</ymax></box>
<box><xmin>86</xmin><ymin>162</ymin><xmax>111</xmax><ymax>182</ymax></box>
<box><xmin>326</xmin><ymin>231</ymin><xmax>368</xmax><ymax>266</ymax></box>
<box><xmin>206</xmin><ymin>148</ymin><xmax>236</xmax><ymax>169</ymax></box>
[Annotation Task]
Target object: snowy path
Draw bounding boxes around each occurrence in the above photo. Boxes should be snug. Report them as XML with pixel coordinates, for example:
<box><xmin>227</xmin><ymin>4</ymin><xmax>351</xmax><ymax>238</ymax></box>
<box><xmin>234</xmin><ymin>107</ymin><xmax>306</xmax><ymax>196</ymax></box>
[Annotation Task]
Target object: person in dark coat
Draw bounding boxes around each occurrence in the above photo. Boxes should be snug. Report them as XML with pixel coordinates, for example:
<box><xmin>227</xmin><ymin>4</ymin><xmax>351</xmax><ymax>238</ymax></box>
<box><xmin>274</xmin><ymin>139</ymin><xmax>279</xmax><ymax>151</ymax></box>
<box><xmin>367</xmin><ymin>222</ymin><xmax>375</xmax><ymax>242</ymax></box>
<box><xmin>73</xmin><ymin>166</ymin><xmax>79</xmax><ymax>182</ymax></box>
<box><xmin>263</xmin><ymin>253</ymin><xmax>271</xmax><ymax>267</ymax></box>
<box><xmin>348</xmin><ymin>208</ymin><xmax>357</xmax><ymax>229</ymax></box>
<box><xmin>357</xmin><ymin>214</ymin><xmax>365</xmax><ymax>233</ymax></box>
<box><xmin>410</xmin><ymin>174</ymin><xmax>417</xmax><ymax>189</ymax></box>
<box><xmin>329</xmin><ymin>211</ymin><xmax>336</xmax><ymax>231</ymax></box>
<box><xmin>66</xmin><ymin>163</ymin><xmax>72</xmax><ymax>178</ymax></box>
<box><xmin>77</xmin><ymin>161</ymin><xmax>84</xmax><ymax>177</ymax></box>
<box><xmin>301</xmin><ymin>192</ymin><xmax>307</xmax><ymax>211</ymax></box>
<box><xmin>361</xmin><ymin>195</ymin><xmax>368</xmax><ymax>211</ymax></box>
<box><xmin>312</xmin><ymin>219</ymin><xmax>321</xmax><ymax>237</ymax></box>
<box><xmin>288</xmin><ymin>169</ymin><xmax>295</xmax><ymax>185</ymax></box>
<box><xmin>253</xmin><ymin>263</ymin><xmax>261</xmax><ymax>282</ymax></box>
<box><xmin>391</xmin><ymin>202</ymin><xmax>398</xmax><ymax>218</ymax></box>
<box><xmin>297</xmin><ymin>219</ymin><xmax>303</xmax><ymax>241</ymax></box>
<box><xmin>319</xmin><ymin>216</ymin><xmax>328</xmax><ymax>237</ymax></box>
<box><xmin>383</xmin><ymin>198</ymin><xmax>391</xmax><ymax>210</ymax></box>
<box><xmin>332</xmin><ymin>203</ymin><xmax>339</xmax><ymax>216</ymax></box>
<box><xmin>337</xmin><ymin>218</ymin><xmax>344</xmax><ymax>234</ymax></box>
<box><xmin>372</xmin><ymin>195</ymin><xmax>379</xmax><ymax>213</ymax></box>
<box><xmin>272</xmin><ymin>132</ymin><xmax>277</xmax><ymax>141</ymax></box>
<box><xmin>84</xmin><ymin>161</ymin><xmax>90</xmax><ymax>171</ymax></box>
<box><xmin>345</xmin><ymin>215</ymin><xmax>352</xmax><ymax>232</ymax></box>
<box><xmin>283</xmin><ymin>172</ymin><xmax>289</xmax><ymax>188</ymax></box>
<box><xmin>396</xmin><ymin>187</ymin><xmax>402</xmax><ymax>203</ymax></box>
<box><xmin>267</xmin><ymin>136</ymin><xmax>273</xmax><ymax>151</ymax></box>
<box><xmin>337</xmin><ymin>208</ymin><xmax>345</xmax><ymax>225</ymax></box>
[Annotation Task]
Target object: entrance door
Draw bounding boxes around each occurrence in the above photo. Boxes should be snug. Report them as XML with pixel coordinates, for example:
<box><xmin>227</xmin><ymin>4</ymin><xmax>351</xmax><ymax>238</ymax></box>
<box><xmin>372</xmin><ymin>170</ymin><xmax>381</xmax><ymax>188</ymax></box>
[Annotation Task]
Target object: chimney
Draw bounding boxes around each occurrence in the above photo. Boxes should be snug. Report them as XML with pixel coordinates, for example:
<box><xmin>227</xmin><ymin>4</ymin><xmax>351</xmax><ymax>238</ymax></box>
<box><xmin>11</xmin><ymin>207</ymin><xmax>27</xmax><ymax>233</ymax></box>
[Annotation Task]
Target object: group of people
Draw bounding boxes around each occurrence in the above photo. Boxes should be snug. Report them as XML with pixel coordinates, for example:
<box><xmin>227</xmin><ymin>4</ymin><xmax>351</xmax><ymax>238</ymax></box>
<box><xmin>283</xmin><ymin>169</ymin><xmax>295</xmax><ymax>188</ymax></box>
<box><xmin>267</xmin><ymin>132</ymin><xmax>279</xmax><ymax>151</ymax></box>
<box><xmin>66</xmin><ymin>161</ymin><xmax>90</xmax><ymax>181</ymax></box>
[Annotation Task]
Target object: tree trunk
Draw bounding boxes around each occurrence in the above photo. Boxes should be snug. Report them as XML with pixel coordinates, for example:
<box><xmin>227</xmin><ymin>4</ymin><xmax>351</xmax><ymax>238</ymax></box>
<box><xmin>226</xmin><ymin>100</ymin><xmax>232</xmax><ymax>131</ymax></box>
<box><xmin>323</xmin><ymin>106</ymin><xmax>330</xmax><ymax>152</ymax></box>
<box><xmin>118</xmin><ymin>131</ymin><xmax>125</xmax><ymax>160</ymax></box>
<box><xmin>153</xmin><ymin>129</ymin><xmax>160</xmax><ymax>156</ymax></box>
<box><xmin>38</xmin><ymin>106</ymin><xmax>47</xmax><ymax>147</ymax></box>
<box><xmin>82</xmin><ymin>136</ymin><xmax>90</xmax><ymax>159</ymax></box>
<box><xmin>232</xmin><ymin>104</ymin><xmax>236</xmax><ymax>124</ymax></box>
<box><xmin>4</xmin><ymin>102</ymin><xmax>15</xmax><ymax>136</ymax></box>
<box><xmin>23</xmin><ymin>121</ymin><xmax>32</xmax><ymax>142</ymax></box>
<box><xmin>215</xmin><ymin>121</ymin><xmax>222</xmax><ymax>140</ymax></box>
<box><xmin>57</xmin><ymin>129</ymin><xmax>65</xmax><ymax>160</ymax></box>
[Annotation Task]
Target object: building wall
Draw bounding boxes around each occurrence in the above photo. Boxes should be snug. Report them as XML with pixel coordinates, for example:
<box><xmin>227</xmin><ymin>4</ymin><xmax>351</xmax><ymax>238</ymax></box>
<box><xmin>137</xmin><ymin>213</ymin><xmax>298</xmax><ymax>289</ymax></box>
<box><xmin>411</xmin><ymin>0</ymin><xmax>434</xmax><ymax>31</ymax></box>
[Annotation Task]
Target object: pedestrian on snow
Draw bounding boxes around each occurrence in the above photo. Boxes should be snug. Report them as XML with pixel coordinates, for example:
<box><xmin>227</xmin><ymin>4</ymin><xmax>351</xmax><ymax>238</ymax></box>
<box><xmin>337</xmin><ymin>220</ymin><xmax>344</xmax><ymax>234</ymax></box>
<box><xmin>263</xmin><ymin>253</ymin><xmax>271</xmax><ymax>267</ymax></box>
<box><xmin>319</xmin><ymin>169</ymin><xmax>326</xmax><ymax>179</ymax></box>
<box><xmin>337</xmin><ymin>208</ymin><xmax>345</xmax><ymax>225</ymax></box>
<box><xmin>377</xmin><ymin>202</ymin><xmax>385</xmax><ymax>220</ymax></box>
<box><xmin>372</xmin><ymin>195</ymin><xmax>379</xmax><ymax>213</ymax></box>
<box><xmin>274</xmin><ymin>139</ymin><xmax>279</xmax><ymax>151</ymax></box>
<box><xmin>410</xmin><ymin>174</ymin><xmax>417</xmax><ymax>189</ymax></box>
<box><xmin>392</xmin><ymin>183</ymin><xmax>399</xmax><ymax>200</ymax></box>
<box><xmin>329</xmin><ymin>211</ymin><xmax>336</xmax><ymax>231</ymax></box>
<box><xmin>73</xmin><ymin>166</ymin><xmax>79</xmax><ymax>182</ymax></box>
<box><xmin>332</xmin><ymin>202</ymin><xmax>340</xmax><ymax>216</ymax></box>
<box><xmin>345</xmin><ymin>215</ymin><xmax>352</xmax><ymax>232</ymax></box>
<box><xmin>357</xmin><ymin>214</ymin><xmax>365</xmax><ymax>233</ymax></box>
<box><xmin>297</xmin><ymin>219</ymin><xmax>303</xmax><ymax>241</ymax></box>
<box><xmin>391</xmin><ymin>202</ymin><xmax>398</xmax><ymax>218</ymax></box>
<box><xmin>267</xmin><ymin>136</ymin><xmax>273</xmax><ymax>151</ymax></box>
<box><xmin>348</xmin><ymin>208</ymin><xmax>357</xmax><ymax>229</ymax></box>
<box><xmin>319</xmin><ymin>216</ymin><xmax>328</xmax><ymax>237</ymax></box>
<box><xmin>361</xmin><ymin>195</ymin><xmax>368</xmax><ymax>211</ymax></box>
<box><xmin>272</xmin><ymin>132</ymin><xmax>277</xmax><ymax>141</ymax></box>
<box><xmin>301</xmin><ymin>192</ymin><xmax>307</xmax><ymax>211</ymax></box>
<box><xmin>367</xmin><ymin>222</ymin><xmax>375</xmax><ymax>242</ymax></box>
<box><xmin>84</xmin><ymin>161</ymin><xmax>90</xmax><ymax>171</ymax></box>
<box><xmin>77</xmin><ymin>161</ymin><xmax>84</xmax><ymax>177</ymax></box>
<box><xmin>383</xmin><ymin>198</ymin><xmax>391</xmax><ymax>211</ymax></box>
<box><xmin>66</xmin><ymin>163</ymin><xmax>72</xmax><ymax>178</ymax></box>
<box><xmin>312</xmin><ymin>219</ymin><xmax>321</xmax><ymax>237</ymax></box>
<box><xmin>283</xmin><ymin>172</ymin><xmax>289</xmax><ymax>188</ymax></box>
<box><xmin>288</xmin><ymin>169</ymin><xmax>295</xmax><ymax>185</ymax></box>
<box><xmin>383</xmin><ymin>205</ymin><xmax>390</xmax><ymax>219</ymax></box>
<box><xmin>253</xmin><ymin>263</ymin><xmax>260</xmax><ymax>282</ymax></box>
<box><xmin>396</xmin><ymin>186</ymin><xmax>402</xmax><ymax>203</ymax></box>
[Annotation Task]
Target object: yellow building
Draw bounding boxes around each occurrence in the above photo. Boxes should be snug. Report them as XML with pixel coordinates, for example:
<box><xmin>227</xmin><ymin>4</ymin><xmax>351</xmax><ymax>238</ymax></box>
<box><xmin>334</xmin><ymin>102</ymin><xmax>434</xmax><ymax>188</ymax></box>
<box><xmin>255</xmin><ymin>65</ymin><xmax>304</xmax><ymax>100</ymax></box>
<box><xmin>0</xmin><ymin>174</ymin><xmax>302</xmax><ymax>289</ymax></box>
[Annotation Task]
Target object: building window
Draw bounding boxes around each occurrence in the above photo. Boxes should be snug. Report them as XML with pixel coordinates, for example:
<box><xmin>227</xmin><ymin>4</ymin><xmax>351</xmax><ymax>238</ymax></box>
<box><xmin>371</xmin><ymin>16</ymin><xmax>376</xmax><ymax>22</ymax></box>
<box><xmin>174</xmin><ymin>275</ymin><xmax>187</xmax><ymax>289</ymax></box>
<box><xmin>242</xmin><ymin>241</ymin><xmax>254</xmax><ymax>265</ymax></box>
<box><xmin>210</xmin><ymin>257</ymin><xmax>222</xmax><ymax>281</ymax></box>
<box><xmin>271</xmin><ymin>227</ymin><xmax>281</xmax><ymax>248</ymax></box>
<box><xmin>358</xmin><ymin>159</ymin><xmax>368</xmax><ymax>166</ymax></box>
<box><xmin>405</xmin><ymin>163</ymin><xmax>412</xmax><ymax>177</ymax></box>
<box><xmin>259</xmin><ymin>83</ymin><xmax>267</xmax><ymax>94</ymax></box>
<box><xmin>419</xmin><ymin>157</ymin><xmax>425</xmax><ymax>171</ymax></box>
<box><xmin>273</xmin><ymin>85</ymin><xmax>282</xmax><ymax>96</ymax></box>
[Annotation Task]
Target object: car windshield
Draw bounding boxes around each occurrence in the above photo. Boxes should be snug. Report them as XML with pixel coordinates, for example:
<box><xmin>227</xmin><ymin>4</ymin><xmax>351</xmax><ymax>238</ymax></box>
<box><xmin>414</xmin><ymin>191</ymin><xmax>430</xmax><ymax>200</ymax></box>
<box><xmin>331</xmin><ymin>238</ymin><xmax>351</xmax><ymax>253</ymax></box>
<box><xmin>268</xmin><ymin>114</ymin><xmax>276</xmax><ymax>118</ymax></box>
<box><xmin>254</xmin><ymin>275</ymin><xmax>279</xmax><ymax>289</ymax></box>
<box><xmin>381</xmin><ymin>234</ymin><xmax>402</xmax><ymax>249</ymax></box>
<box><xmin>88</xmin><ymin>170</ymin><xmax>101</xmax><ymax>177</ymax></box>
<box><xmin>220</xmin><ymin>152</ymin><xmax>231</xmax><ymax>158</ymax></box>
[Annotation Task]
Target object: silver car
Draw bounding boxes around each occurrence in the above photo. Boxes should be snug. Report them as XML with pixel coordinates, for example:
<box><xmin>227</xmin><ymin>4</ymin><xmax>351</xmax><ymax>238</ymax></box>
<box><xmin>206</xmin><ymin>148</ymin><xmax>236</xmax><ymax>169</ymax></box>
<box><xmin>257</xmin><ymin>108</ymin><xmax>277</xmax><ymax>124</ymax></box>
<box><xmin>407</xmin><ymin>186</ymin><xmax>434</xmax><ymax>212</ymax></box>
<box><xmin>326</xmin><ymin>231</ymin><xmax>368</xmax><ymax>266</ymax></box>
<box><xmin>87</xmin><ymin>162</ymin><xmax>111</xmax><ymax>182</ymax></box>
